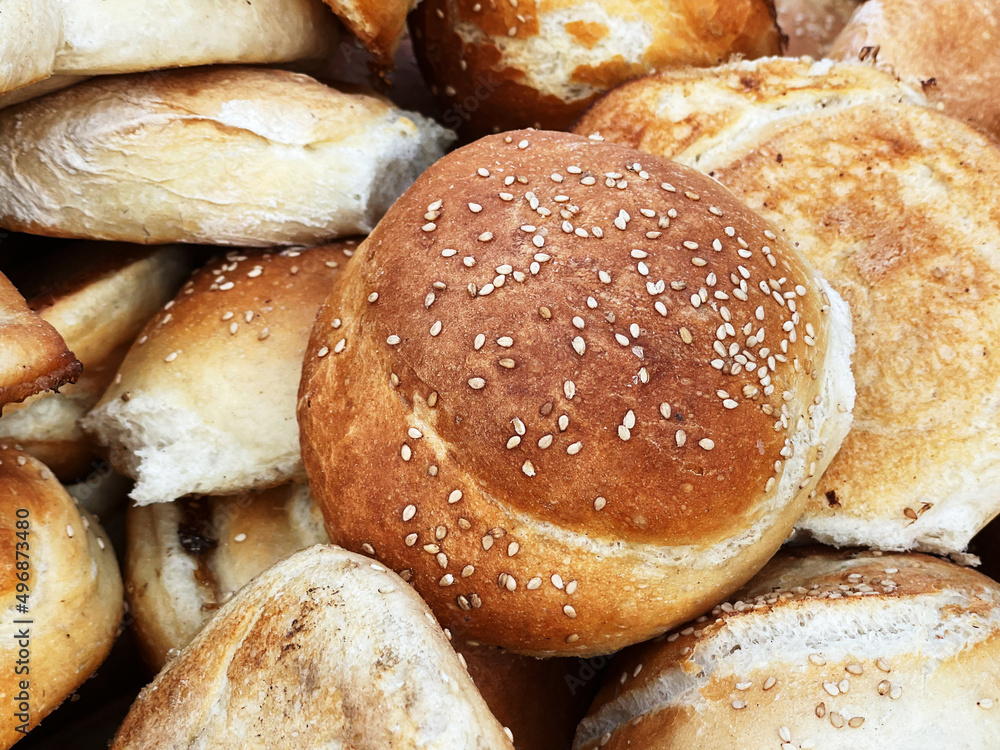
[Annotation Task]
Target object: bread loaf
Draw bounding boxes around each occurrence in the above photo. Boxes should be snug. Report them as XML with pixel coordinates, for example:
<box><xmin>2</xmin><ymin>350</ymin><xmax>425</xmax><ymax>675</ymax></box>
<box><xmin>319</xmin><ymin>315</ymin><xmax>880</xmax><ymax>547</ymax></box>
<box><xmin>0</xmin><ymin>67</ymin><xmax>454</xmax><ymax>246</ymax></box>
<box><xmin>298</xmin><ymin>129</ymin><xmax>855</xmax><ymax>656</ymax></box>
<box><xmin>576</xmin><ymin>58</ymin><xmax>1000</xmax><ymax>553</ymax></box>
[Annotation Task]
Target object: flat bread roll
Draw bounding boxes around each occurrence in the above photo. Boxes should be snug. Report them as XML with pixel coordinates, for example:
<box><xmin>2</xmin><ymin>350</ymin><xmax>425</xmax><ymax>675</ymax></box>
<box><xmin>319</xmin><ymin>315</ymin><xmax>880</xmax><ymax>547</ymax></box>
<box><xmin>0</xmin><ymin>445</ymin><xmax>123</xmax><ymax>748</ymax></box>
<box><xmin>83</xmin><ymin>244</ymin><xmax>353</xmax><ymax>504</ymax></box>
<box><xmin>0</xmin><ymin>242</ymin><xmax>193</xmax><ymax>480</ymax></box>
<box><xmin>0</xmin><ymin>0</ymin><xmax>338</xmax><ymax>99</ymax></box>
<box><xmin>112</xmin><ymin>545</ymin><xmax>514</xmax><ymax>749</ymax></box>
<box><xmin>0</xmin><ymin>67</ymin><xmax>454</xmax><ymax>247</ymax></box>
<box><xmin>575</xmin><ymin>58</ymin><xmax>1000</xmax><ymax>553</ymax></box>
<box><xmin>575</xmin><ymin>548</ymin><xmax>1000</xmax><ymax>749</ymax></box>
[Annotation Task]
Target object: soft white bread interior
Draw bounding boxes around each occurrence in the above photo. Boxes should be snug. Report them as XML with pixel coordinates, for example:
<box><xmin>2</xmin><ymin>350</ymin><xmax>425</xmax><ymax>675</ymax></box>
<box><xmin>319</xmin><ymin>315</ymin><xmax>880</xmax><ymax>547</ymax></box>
<box><xmin>0</xmin><ymin>0</ymin><xmax>338</xmax><ymax>100</ymax></box>
<box><xmin>0</xmin><ymin>444</ymin><xmax>122</xmax><ymax>748</ymax></box>
<box><xmin>126</xmin><ymin>483</ymin><xmax>327</xmax><ymax>669</ymax></box>
<box><xmin>0</xmin><ymin>242</ymin><xmax>192</xmax><ymax>479</ymax></box>
<box><xmin>111</xmin><ymin>545</ymin><xmax>514</xmax><ymax>749</ymax></box>
<box><xmin>575</xmin><ymin>57</ymin><xmax>1000</xmax><ymax>553</ymax></box>
<box><xmin>299</xmin><ymin>129</ymin><xmax>855</xmax><ymax>656</ymax></box>
<box><xmin>83</xmin><ymin>244</ymin><xmax>352</xmax><ymax>504</ymax></box>
<box><xmin>0</xmin><ymin>67</ymin><xmax>454</xmax><ymax>246</ymax></box>
<box><xmin>575</xmin><ymin>548</ymin><xmax>1000</xmax><ymax>750</ymax></box>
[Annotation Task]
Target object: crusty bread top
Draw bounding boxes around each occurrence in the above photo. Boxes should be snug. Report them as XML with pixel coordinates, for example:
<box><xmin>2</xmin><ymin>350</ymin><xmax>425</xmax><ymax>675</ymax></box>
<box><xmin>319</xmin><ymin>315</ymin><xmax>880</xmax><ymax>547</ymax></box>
<box><xmin>576</xmin><ymin>548</ymin><xmax>1000</xmax><ymax>749</ymax></box>
<box><xmin>830</xmin><ymin>0</ymin><xmax>1000</xmax><ymax>138</ymax></box>
<box><xmin>112</xmin><ymin>545</ymin><xmax>514</xmax><ymax>749</ymax></box>
<box><xmin>0</xmin><ymin>270</ymin><xmax>80</xmax><ymax>408</ymax></box>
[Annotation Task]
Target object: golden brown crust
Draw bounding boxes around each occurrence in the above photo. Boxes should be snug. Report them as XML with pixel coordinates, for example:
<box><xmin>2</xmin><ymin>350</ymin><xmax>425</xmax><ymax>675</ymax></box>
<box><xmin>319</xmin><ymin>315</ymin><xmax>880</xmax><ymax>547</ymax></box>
<box><xmin>298</xmin><ymin>129</ymin><xmax>854</xmax><ymax>655</ymax></box>
<box><xmin>0</xmin><ymin>445</ymin><xmax>122</xmax><ymax>748</ymax></box>
<box><xmin>410</xmin><ymin>0</ymin><xmax>782</xmax><ymax>138</ymax></box>
<box><xmin>829</xmin><ymin>0</ymin><xmax>1000</xmax><ymax>139</ymax></box>
<box><xmin>0</xmin><ymin>270</ymin><xmax>80</xmax><ymax>409</ymax></box>
<box><xmin>576</xmin><ymin>548</ymin><xmax>1000</xmax><ymax>749</ymax></box>
<box><xmin>775</xmin><ymin>0</ymin><xmax>862</xmax><ymax>57</ymax></box>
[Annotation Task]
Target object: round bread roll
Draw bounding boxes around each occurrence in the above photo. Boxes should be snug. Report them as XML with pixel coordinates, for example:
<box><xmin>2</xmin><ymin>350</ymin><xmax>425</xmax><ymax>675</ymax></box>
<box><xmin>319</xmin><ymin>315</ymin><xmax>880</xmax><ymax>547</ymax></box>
<box><xmin>830</xmin><ymin>0</ymin><xmax>1000</xmax><ymax>139</ymax></box>
<box><xmin>126</xmin><ymin>484</ymin><xmax>328</xmax><ymax>669</ymax></box>
<box><xmin>575</xmin><ymin>548</ymin><xmax>1000</xmax><ymax>749</ymax></box>
<box><xmin>575</xmin><ymin>57</ymin><xmax>1000</xmax><ymax>554</ymax></box>
<box><xmin>0</xmin><ymin>242</ymin><xmax>192</xmax><ymax>480</ymax></box>
<box><xmin>0</xmin><ymin>270</ymin><xmax>80</xmax><ymax>409</ymax></box>
<box><xmin>775</xmin><ymin>0</ymin><xmax>862</xmax><ymax>57</ymax></box>
<box><xmin>298</xmin><ymin>129</ymin><xmax>856</xmax><ymax>656</ymax></box>
<box><xmin>408</xmin><ymin>0</ymin><xmax>782</xmax><ymax>137</ymax></box>
<box><xmin>0</xmin><ymin>0</ymin><xmax>338</xmax><ymax>100</ymax></box>
<box><xmin>0</xmin><ymin>67</ymin><xmax>454</xmax><ymax>247</ymax></box>
<box><xmin>112</xmin><ymin>545</ymin><xmax>514</xmax><ymax>749</ymax></box>
<box><xmin>83</xmin><ymin>243</ymin><xmax>352</xmax><ymax>504</ymax></box>
<box><xmin>0</xmin><ymin>444</ymin><xmax>123</xmax><ymax>748</ymax></box>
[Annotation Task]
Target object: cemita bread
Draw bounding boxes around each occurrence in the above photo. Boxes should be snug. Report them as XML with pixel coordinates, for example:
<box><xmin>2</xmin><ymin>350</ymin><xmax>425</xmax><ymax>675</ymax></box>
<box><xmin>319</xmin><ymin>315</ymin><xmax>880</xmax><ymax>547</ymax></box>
<box><xmin>0</xmin><ymin>445</ymin><xmax>122</xmax><ymax>748</ymax></box>
<box><xmin>112</xmin><ymin>545</ymin><xmax>514</xmax><ymax>749</ymax></box>
<box><xmin>575</xmin><ymin>58</ymin><xmax>1000</xmax><ymax>553</ymax></box>
<box><xmin>776</xmin><ymin>0</ymin><xmax>863</xmax><ymax>57</ymax></box>
<box><xmin>83</xmin><ymin>243</ymin><xmax>351</xmax><ymax>504</ymax></box>
<box><xmin>830</xmin><ymin>0</ymin><xmax>1000</xmax><ymax>139</ymax></box>
<box><xmin>126</xmin><ymin>484</ymin><xmax>328</xmax><ymax>668</ymax></box>
<box><xmin>574</xmin><ymin>548</ymin><xmax>1000</xmax><ymax>749</ymax></box>
<box><xmin>0</xmin><ymin>269</ymin><xmax>80</xmax><ymax>408</ymax></box>
<box><xmin>0</xmin><ymin>0</ymin><xmax>338</xmax><ymax>100</ymax></box>
<box><xmin>409</xmin><ymin>0</ymin><xmax>782</xmax><ymax>136</ymax></box>
<box><xmin>0</xmin><ymin>67</ymin><xmax>454</xmax><ymax>247</ymax></box>
<box><xmin>298</xmin><ymin>129</ymin><xmax>856</xmax><ymax>656</ymax></box>
<box><xmin>0</xmin><ymin>242</ymin><xmax>192</xmax><ymax>480</ymax></box>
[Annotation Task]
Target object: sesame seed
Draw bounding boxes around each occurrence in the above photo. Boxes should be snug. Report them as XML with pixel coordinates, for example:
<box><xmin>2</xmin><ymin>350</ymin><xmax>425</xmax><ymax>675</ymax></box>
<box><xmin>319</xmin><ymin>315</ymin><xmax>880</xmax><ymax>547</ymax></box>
<box><xmin>234</xmin><ymin>533</ymin><xmax>247</xmax><ymax>543</ymax></box>
<box><xmin>507</xmin><ymin>436</ymin><xmax>521</xmax><ymax>449</ymax></box>
<box><xmin>164</xmin><ymin>352</ymin><xmax>178</xmax><ymax>363</ymax></box>
<box><xmin>563</xmin><ymin>605</ymin><xmax>577</xmax><ymax>618</ymax></box>
<box><xmin>430</xmin><ymin>320</ymin><xmax>443</xmax><ymax>336</ymax></box>
<box><xmin>387</xmin><ymin>335</ymin><xmax>401</xmax><ymax>345</ymax></box>
<box><xmin>469</xmin><ymin>203</ymin><xmax>483</xmax><ymax>213</ymax></box>
<box><xmin>564</xmin><ymin>381</ymin><xmax>576</xmax><ymax>399</ymax></box>
<box><xmin>699</xmin><ymin>439</ymin><xmax>715</xmax><ymax>451</ymax></box>
<box><xmin>402</xmin><ymin>505</ymin><xmax>416</xmax><ymax>522</ymax></box>
<box><xmin>368</xmin><ymin>292</ymin><xmax>379</xmax><ymax>303</ymax></box>
<box><xmin>731</xmin><ymin>700</ymin><xmax>746</xmax><ymax>710</ymax></box>
<box><xmin>571</xmin><ymin>337</ymin><xmax>586</xmax><ymax>355</ymax></box>
<box><xmin>594</xmin><ymin>496</ymin><xmax>607</xmax><ymax>510</ymax></box>
<box><xmin>401</xmin><ymin>444</ymin><xmax>412</xmax><ymax>461</ymax></box>
<box><xmin>497</xmin><ymin>336</ymin><xmax>513</xmax><ymax>347</ymax></box>
<box><xmin>65</xmin><ymin>525</ymin><xmax>74</xmax><ymax>538</ymax></box>
<box><xmin>522</xmin><ymin>460</ymin><xmax>536</xmax><ymax>477</ymax></box>
<box><xmin>567</xmin><ymin>441</ymin><xmax>583</xmax><ymax>455</ymax></box>
<box><xmin>468</xmin><ymin>377</ymin><xmax>486</xmax><ymax>390</ymax></box>
<box><xmin>676</xmin><ymin>430</ymin><xmax>687</xmax><ymax>447</ymax></box>
<box><xmin>538</xmin><ymin>434</ymin><xmax>554</xmax><ymax>449</ymax></box>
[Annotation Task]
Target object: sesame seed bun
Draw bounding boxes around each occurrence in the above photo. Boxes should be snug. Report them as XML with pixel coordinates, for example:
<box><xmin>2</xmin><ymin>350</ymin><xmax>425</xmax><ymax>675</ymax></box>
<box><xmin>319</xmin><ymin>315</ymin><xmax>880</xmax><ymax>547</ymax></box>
<box><xmin>111</xmin><ymin>545</ymin><xmax>514</xmax><ymax>749</ymax></box>
<box><xmin>0</xmin><ymin>67</ymin><xmax>454</xmax><ymax>246</ymax></box>
<box><xmin>829</xmin><ymin>0</ymin><xmax>1000</xmax><ymax>140</ymax></box>
<box><xmin>83</xmin><ymin>243</ymin><xmax>354</xmax><ymax>504</ymax></box>
<box><xmin>0</xmin><ymin>444</ymin><xmax>122</xmax><ymax>748</ymax></box>
<box><xmin>574</xmin><ymin>547</ymin><xmax>1000</xmax><ymax>749</ymax></box>
<box><xmin>575</xmin><ymin>57</ymin><xmax>1000</xmax><ymax>553</ymax></box>
<box><xmin>775</xmin><ymin>0</ymin><xmax>862</xmax><ymax>58</ymax></box>
<box><xmin>0</xmin><ymin>242</ymin><xmax>193</xmax><ymax>480</ymax></box>
<box><xmin>298</xmin><ymin>129</ymin><xmax>856</xmax><ymax>656</ymax></box>
<box><xmin>408</xmin><ymin>0</ymin><xmax>782</xmax><ymax>138</ymax></box>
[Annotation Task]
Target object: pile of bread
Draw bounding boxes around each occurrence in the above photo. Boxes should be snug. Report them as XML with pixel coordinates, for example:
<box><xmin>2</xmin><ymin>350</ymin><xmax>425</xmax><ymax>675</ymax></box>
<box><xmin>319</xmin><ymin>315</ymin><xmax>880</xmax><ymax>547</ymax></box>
<box><xmin>2</xmin><ymin>1</ymin><xmax>1000</xmax><ymax>748</ymax></box>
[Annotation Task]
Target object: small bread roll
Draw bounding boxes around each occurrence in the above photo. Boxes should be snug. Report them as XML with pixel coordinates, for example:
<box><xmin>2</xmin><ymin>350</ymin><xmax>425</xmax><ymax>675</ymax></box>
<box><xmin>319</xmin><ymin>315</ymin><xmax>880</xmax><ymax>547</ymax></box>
<box><xmin>0</xmin><ymin>67</ymin><xmax>454</xmax><ymax>246</ymax></box>
<box><xmin>830</xmin><ymin>0</ymin><xmax>1000</xmax><ymax>139</ymax></box>
<box><xmin>0</xmin><ymin>270</ymin><xmax>80</xmax><ymax>408</ymax></box>
<box><xmin>575</xmin><ymin>58</ymin><xmax>1000</xmax><ymax>554</ymax></box>
<box><xmin>0</xmin><ymin>445</ymin><xmax>123</xmax><ymax>748</ymax></box>
<box><xmin>0</xmin><ymin>242</ymin><xmax>192</xmax><ymax>480</ymax></box>
<box><xmin>575</xmin><ymin>548</ymin><xmax>1000</xmax><ymax>749</ymax></box>
<box><xmin>83</xmin><ymin>243</ymin><xmax>352</xmax><ymax>504</ymax></box>
<box><xmin>112</xmin><ymin>545</ymin><xmax>513</xmax><ymax>749</ymax></box>
<box><xmin>126</xmin><ymin>484</ymin><xmax>327</xmax><ymax>669</ymax></box>
<box><xmin>409</xmin><ymin>0</ymin><xmax>782</xmax><ymax>136</ymax></box>
<box><xmin>298</xmin><ymin>130</ymin><xmax>856</xmax><ymax>656</ymax></box>
<box><xmin>775</xmin><ymin>0</ymin><xmax>863</xmax><ymax>57</ymax></box>
<box><xmin>0</xmin><ymin>0</ymin><xmax>338</xmax><ymax>99</ymax></box>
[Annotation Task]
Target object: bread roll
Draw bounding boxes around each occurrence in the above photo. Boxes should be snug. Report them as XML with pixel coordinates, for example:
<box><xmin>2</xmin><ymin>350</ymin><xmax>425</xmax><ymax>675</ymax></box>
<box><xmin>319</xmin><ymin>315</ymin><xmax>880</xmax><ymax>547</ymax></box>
<box><xmin>83</xmin><ymin>243</ymin><xmax>352</xmax><ymax>504</ymax></box>
<box><xmin>830</xmin><ymin>0</ymin><xmax>1000</xmax><ymax>139</ymax></box>
<box><xmin>409</xmin><ymin>0</ymin><xmax>782</xmax><ymax>137</ymax></box>
<box><xmin>298</xmin><ymin>129</ymin><xmax>856</xmax><ymax>656</ymax></box>
<box><xmin>112</xmin><ymin>545</ymin><xmax>514</xmax><ymax>749</ymax></box>
<box><xmin>775</xmin><ymin>0</ymin><xmax>862</xmax><ymax>57</ymax></box>
<box><xmin>0</xmin><ymin>445</ymin><xmax>123</xmax><ymax>748</ymax></box>
<box><xmin>0</xmin><ymin>270</ymin><xmax>80</xmax><ymax>408</ymax></box>
<box><xmin>575</xmin><ymin>58</ymin><xmax>1000</xmax><ymax>554</ymax></box>
<box><xmin>0</xmin><ymin>67</ymin><xmax>454</xmax><ymax>246</ymax></box>
<box><xmin>0</xmin><ymin>0</ymin><xmax>338</xmax><ymax>100</ymax></box>
<box><xmin>575</xmin><ymin>548</ymin><xmax>1000</xmax><ymax>749</ymax></box>
<box><xmin>126</xmin><ymin>484</ymin><xmax>327</xmax><ymax>669</ymax></box>
<box><xmin>0</xmin><ymin>242</ymin><xmax>192</xmax><ymax>480</ymax></box>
